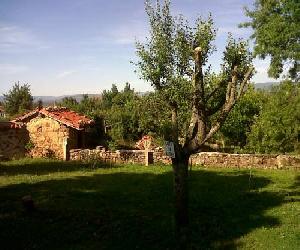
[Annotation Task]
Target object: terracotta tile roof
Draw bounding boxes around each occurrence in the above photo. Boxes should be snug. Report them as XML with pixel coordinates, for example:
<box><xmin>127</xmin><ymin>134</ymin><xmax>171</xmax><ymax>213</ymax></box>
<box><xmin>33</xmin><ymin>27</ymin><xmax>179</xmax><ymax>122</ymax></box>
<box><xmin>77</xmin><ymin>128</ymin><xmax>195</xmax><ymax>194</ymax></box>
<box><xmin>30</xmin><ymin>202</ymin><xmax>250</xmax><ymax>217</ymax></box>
<box><xmin>12</xmin><ymin>107</ymin><xmax>94</xmax><ymax>130</ymax></box>
<box><xmin>12</xmin><ymin>109</ymin><xmax>39</xmax><ymax>123</ymax></box>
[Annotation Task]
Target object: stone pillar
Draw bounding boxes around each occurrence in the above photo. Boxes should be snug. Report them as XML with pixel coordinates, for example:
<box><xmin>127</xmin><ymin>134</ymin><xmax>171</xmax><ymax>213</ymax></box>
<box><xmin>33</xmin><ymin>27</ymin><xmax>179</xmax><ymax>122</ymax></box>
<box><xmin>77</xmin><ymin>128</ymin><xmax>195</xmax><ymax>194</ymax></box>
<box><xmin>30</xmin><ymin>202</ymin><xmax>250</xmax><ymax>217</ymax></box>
<box><xmin>145</xmin><ymin>149</ymin><xmax>149</xmax><ymax>166</ymax></box>
<box><xmin>143</xmin><ymin>137</ymin><xmax>152</xmax><ymax>166</ymax></box>
<box><xmin>63</xmin><ymin>137</ymin><xmax>69</xmax><ymax>161</ymax></box>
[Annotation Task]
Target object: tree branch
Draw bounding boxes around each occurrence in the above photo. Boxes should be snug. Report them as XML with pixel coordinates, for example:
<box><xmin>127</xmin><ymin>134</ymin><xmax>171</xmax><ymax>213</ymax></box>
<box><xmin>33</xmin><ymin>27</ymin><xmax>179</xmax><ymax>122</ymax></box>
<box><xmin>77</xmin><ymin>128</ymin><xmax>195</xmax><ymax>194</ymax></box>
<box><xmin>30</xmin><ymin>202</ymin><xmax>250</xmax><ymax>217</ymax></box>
<box><xmin>226</xmin><ymin>66</ymin><xmax>238</xmax><ymax>102</ymax></box>
<box><xmin>206</xmin><ymin>100</ymin><xmax>225</xmax><ymax>117</ymax></box>
<box><xmin>184</xmin><ymin>47</ymin><xmax>206</xmax><ymax>149</ymax></box>
<box><xmin>237</xmin><ymin>67</ymin><xmax>254</xmax><ymax>100</ymax></box>
<box><xmin>206</xmin><ymin>82</ymin><xmax>224</xmax><ymax>101</ymax></box>
<box><xmin>185</xmin><ymin>65</ymin><xmax>253</xmax><ymax>154</ymax></box>
<box><xmin>202</xmin><ymin>66</ymin><xmax>254</xmax><ymax>144</ymax></box>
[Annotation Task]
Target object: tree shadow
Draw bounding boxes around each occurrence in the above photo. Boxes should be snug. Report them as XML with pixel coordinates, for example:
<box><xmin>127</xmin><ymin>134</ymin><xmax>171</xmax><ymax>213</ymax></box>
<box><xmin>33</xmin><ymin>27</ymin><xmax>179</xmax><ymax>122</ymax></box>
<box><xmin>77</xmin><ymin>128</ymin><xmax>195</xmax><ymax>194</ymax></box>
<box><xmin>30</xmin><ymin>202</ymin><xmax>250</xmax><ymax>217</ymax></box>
<box><xmin>0</xmin><ymin>159</ymin><xmax>122</xmax><ymax>176</ymax></box>
<box><xmin>290</xmin><ymin>174</ymin><xmax>300</xmax><ymax>190</ymax></box>
<box><xmin>0</xmin><ymin>167</ymin><xmax>294</xmax><ymax>249</ymax></box>
<box><xmin>282</xmin><ymin>174</ymin><xmax>300</xmax><ymax>204</ymax></box>
<box><xmin>189</xmin><ymin>170</ymin><xmax>282</xmax><ymax>249</ymax></box>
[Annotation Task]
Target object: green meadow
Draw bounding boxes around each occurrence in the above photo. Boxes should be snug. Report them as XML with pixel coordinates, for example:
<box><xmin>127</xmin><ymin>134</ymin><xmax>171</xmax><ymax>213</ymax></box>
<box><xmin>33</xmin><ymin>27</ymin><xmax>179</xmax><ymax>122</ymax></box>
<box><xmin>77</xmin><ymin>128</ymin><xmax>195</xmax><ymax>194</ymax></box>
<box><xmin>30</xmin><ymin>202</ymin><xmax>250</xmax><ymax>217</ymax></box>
<box><xmin>0</xmin><ymin>159</ymin><xmax>299</xmax><ymax>249</ymax></box>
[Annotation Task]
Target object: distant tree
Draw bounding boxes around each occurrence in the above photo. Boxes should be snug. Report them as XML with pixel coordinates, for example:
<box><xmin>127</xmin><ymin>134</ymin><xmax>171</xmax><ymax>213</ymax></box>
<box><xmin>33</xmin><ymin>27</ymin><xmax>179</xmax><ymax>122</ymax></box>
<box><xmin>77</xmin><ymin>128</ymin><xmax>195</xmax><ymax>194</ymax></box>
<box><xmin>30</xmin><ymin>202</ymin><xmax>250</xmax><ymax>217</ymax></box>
<box><xmin>241</xmin><ymin>0</ymin><xmax>300</xmax><ymax>80</ymax></box>
<box><xmin>3</xmin><ymin>82</ymin><xmax>33</xmax><ymax>116</ymax></box>
<box><xmin>78</xmin><ymin>94</ymin><xmax>95</xmax><ymax>114</ymax></box>
<box><xmin>103</xmin><ymin>84</ymin><xmax>141</xmax><ymax>144</ymax></box>
<box><xmin>36</xmin><ymin>99</ymin><xmax>43</xmax><ymax>109</ymax></box>
<box><xmin>60</xmin><ymin>96</ymin><xmax>78</xmax><ymax>108</ymax></box>
<box><xmin>137</xmin><ymin>92</ymin><xmax>171</xmax><ymax>136</ymax></box>
<box><xmin>134</xmin><ymin>0</ymin><xmax>254</xmax><ymax>247</ymax></box>
<box><xmin>101</xmin><ymin>84</ymin><xmax>119</xmax><ymax>109</ymax></box>
<box><xmin>111</xmin><ymin>84</ymin><xmax>118</xmax><ymax>95</ymax></box>
<box><xmin>246</xmin><ymin>81</ymin><xmax>300</xmax><ymax>153</ymax></box>
<box><xmin>219</xmin><ymin>85</ymin><xmax>266</xmax><ymax>148</ymax></box>
<box><xmin>123</xmin><ymin>82</ymin><xmax>133</xmax><ymax>93</ymax></box>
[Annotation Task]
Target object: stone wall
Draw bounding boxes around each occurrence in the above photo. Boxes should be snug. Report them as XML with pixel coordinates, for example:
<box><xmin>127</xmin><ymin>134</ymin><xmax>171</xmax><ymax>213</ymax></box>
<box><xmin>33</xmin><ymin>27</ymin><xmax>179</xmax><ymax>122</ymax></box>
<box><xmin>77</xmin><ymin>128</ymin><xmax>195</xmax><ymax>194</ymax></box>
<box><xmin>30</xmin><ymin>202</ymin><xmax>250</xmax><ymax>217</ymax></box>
<box><xmin>0</xmin><ymin>122</ymin><xmax>28</xmax><ymax>159</ymax></box>
<box><xmin>70</xmin><ymin>147</ymin><xmax>148</xmax><ymax>164</ymax></box>
<box><xmin>191</xmin><ymin>152</ymin><xmax>300</xmax><ymax>169</ymax></box>
<box><xmin>70</xmin><ymin>147</ymin><xmax>300</xmax><ymax>169</ymax></box>
<box><xmin>26</xmin><ymin>117</ymin><xmax>79</xmax><ymax>159</ymax></box>
<box><xmin>70</xmin><ymin>147</ymin><xmax>171</xmax><ymax>165</ymax></box>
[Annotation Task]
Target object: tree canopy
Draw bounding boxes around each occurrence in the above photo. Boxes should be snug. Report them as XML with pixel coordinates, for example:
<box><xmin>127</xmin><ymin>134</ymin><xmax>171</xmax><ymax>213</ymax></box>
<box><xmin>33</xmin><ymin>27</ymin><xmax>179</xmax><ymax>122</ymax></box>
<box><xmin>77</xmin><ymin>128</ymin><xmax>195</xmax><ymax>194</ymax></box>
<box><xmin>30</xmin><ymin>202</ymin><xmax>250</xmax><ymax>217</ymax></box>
<box><xmin>134</xmin><ymin>0</ymin><xmax>254</xmax><ymax>247</ymax></box>
<box><xmin>135</xmin><ymin>0</ymin><xmax>254</xmax><ymax>157</ymax></box>
<box><xmin>103</xmin><ymin>83</ymin><xmax>141</xmax><ymax>145</ymax></box>
<box><xmin>3</xmin><ymin>82</ymin><xmax>33</xmax><ymax>116</ymax></box>
<box><xmin>241</xmin><ymin>0</ymin><xmax>300</xmax><ymax>80</ymax></box>
<box><xmin>219</xmin><ymin>85</ymin><xmax>266</xmax><ymax>148</ymax></box>
<box><xmin>246</xmin><ymin>81</ymin><xmax>300</xmax><ymax>153</ymax></box>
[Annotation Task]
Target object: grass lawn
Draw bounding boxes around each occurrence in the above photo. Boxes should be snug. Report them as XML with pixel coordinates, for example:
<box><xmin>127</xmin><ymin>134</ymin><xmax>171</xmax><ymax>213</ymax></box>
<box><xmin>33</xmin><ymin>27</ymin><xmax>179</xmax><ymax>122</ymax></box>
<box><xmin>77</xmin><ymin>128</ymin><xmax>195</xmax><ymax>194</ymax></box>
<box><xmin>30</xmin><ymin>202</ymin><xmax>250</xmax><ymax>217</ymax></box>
<box><xmin>0</xmin><ymin>158</ymin><xmax>299</xmax><ymax>250</ymax></box>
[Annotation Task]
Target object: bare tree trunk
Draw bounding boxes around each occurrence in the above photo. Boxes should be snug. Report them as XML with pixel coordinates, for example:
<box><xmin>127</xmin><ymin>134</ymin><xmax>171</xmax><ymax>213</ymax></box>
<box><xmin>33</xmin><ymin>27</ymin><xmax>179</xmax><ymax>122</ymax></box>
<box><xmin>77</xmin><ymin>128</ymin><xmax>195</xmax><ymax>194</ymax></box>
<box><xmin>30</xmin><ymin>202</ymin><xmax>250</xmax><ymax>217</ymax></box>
<box><xmin>173</xmin><ymin>155</ymin><xmax>190</xmax><ymax>249</ymax></box>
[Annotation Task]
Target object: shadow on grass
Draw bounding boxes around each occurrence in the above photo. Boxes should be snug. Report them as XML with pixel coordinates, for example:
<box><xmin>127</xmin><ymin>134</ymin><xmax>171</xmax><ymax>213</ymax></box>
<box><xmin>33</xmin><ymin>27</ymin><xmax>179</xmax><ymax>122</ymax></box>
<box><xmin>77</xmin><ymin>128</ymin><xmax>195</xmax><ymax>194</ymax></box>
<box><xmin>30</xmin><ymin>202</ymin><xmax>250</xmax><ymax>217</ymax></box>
<box><xmin>0</xmin><ymin>167</ymin><xmax>293</xmax><ymax>250</ymax></box>
<box><xmin>284</xmin><ymin>174</ymin><xmax>300</xmax><ymax>203</ymax></box>
<box><xmin>0</xmin><ymin>159</ymin><xmax>122</xmax><ymax>176</ymax></box>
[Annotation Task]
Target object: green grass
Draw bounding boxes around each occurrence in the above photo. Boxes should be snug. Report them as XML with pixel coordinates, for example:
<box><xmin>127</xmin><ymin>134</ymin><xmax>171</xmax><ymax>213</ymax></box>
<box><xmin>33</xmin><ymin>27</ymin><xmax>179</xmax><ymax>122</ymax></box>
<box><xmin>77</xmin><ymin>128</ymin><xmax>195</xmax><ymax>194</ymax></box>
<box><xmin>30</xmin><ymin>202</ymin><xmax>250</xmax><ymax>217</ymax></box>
<box><xmin>0</xmin><ymin>158</ymin><xmax>299</xmax><ymax>250</ymax></box>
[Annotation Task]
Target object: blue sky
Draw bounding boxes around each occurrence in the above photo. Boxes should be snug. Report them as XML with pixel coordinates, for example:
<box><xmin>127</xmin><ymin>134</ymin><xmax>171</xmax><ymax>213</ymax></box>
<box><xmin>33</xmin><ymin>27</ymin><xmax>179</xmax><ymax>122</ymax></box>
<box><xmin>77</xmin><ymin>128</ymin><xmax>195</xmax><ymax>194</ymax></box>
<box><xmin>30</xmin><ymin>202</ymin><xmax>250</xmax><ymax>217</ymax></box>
<box><xmin>0</xmin><ymin>0</ymin><xmax>276</xmax><ymax>96</ymax></box>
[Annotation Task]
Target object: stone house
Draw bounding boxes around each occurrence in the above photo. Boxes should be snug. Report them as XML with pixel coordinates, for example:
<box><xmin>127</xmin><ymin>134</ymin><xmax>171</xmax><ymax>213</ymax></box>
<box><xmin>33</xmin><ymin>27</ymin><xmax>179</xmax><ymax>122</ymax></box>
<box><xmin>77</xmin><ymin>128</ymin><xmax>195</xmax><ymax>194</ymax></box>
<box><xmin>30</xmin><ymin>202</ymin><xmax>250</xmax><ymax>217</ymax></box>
<box><xmin>12</xmin><ymin>107</ymin><xmax>94</xmax><ymax>159</ymax></box>
<box><xmin>0</xmin><ymin>121</ymin><xmax>28</xmax><ymax>160</ymax></box>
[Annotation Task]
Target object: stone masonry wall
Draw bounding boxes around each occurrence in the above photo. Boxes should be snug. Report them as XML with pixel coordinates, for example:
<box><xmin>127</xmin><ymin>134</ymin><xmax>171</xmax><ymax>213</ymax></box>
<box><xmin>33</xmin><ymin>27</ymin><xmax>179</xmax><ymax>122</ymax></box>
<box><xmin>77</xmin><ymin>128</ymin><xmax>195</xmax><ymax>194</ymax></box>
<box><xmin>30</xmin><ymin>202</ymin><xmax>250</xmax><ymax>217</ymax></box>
<box><xmin>70</xmin><ymin>147</ymin><xmax>147</xmax><ymax>164</ymax></box>
<box><xmin>190</xmin><ymin>152</ymin><xmax>300</xmax><ymax>169</ymax></box>
<box><xmin>26</xmin><ymin>117</ymin><xmax>73</xmax><ymax>159</ymax></box>
<box><xmin>70</xmin><ymin>147</ymin><xmax>300</xmax><ymax>169</ymax></box>
<box><xmin>70</xmin><ymin>147</ymin><xmax>173</xmax><ymax>165</ymax></box>
<box><xmin>0</xmin><ymin>123</ymin><xmax>28</xmax><ymax>159</ymax></box>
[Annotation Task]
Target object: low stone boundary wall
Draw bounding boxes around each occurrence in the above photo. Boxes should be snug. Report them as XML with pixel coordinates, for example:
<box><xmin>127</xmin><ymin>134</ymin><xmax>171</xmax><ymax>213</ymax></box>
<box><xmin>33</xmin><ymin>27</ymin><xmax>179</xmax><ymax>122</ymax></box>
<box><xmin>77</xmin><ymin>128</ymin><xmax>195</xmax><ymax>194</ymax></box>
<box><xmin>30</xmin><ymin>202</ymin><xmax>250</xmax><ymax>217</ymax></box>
<box><xmin>69</xmin><ymin>147</ymin><xmax>172</xmax><ymax>165</ymax></box>
<box><xmin>191</xmin><ymin>152</ymin><xmax>300</xmax><ymax>169</ymax></box>
<box><xmin>69</xmin><ymin>147</ymin><xmax>300</xmax><ymax>169</ymax></box>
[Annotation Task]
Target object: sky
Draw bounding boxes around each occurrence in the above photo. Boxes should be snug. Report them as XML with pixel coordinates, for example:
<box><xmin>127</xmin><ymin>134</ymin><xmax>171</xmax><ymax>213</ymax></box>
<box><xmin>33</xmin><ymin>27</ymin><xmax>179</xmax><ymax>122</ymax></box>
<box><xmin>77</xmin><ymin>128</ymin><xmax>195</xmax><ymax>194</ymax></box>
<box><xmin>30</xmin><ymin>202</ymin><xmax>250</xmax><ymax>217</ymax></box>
<box><xmin>0</xmin><ymin>0</ymin><xmax>277</xmax><ymax>96</ymax></box>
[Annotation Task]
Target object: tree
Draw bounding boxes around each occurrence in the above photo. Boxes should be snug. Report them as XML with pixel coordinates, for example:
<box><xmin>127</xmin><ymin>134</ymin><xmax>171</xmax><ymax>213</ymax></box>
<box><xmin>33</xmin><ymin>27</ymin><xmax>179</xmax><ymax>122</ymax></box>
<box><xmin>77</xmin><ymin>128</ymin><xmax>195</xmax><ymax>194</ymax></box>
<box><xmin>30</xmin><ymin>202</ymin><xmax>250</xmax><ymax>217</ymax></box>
<box><xmin>3</xmin><ymin>82</ymin><xmax>33</xmax><ymax>116</ymax></box>
<box><xmin>59</xmin><ymin>96</ymin><xmax>79</xmax><ymax>110</ymax></box>
<box><xmin>103</xmin><ymin>84</ymin><xmax>141</xmax><ymax>145</ymax></box>
<box><xmin>137</xmin><ymin>92</ymin><xmax>171</xmax><ymax>137</ymax></box>
<box><xmin>241</xmin><ymin>0</ymin><xmax>300</xmax><ymax>80</ymax></box>
<box><xmin>219</xmin><ymin>85</ymin><xmax>266</xmax><ymax>148</ymax></box>
<box><xmin>101</xmin><ymin>84</ymin><xmax>119</xmax><ymax>109</ymax></box>
<box><xmin>134</xmin><ymin>0</ymin><xmax>254</xmax><ymax>247</ymax></box>
<box><xmin>246</xmin><ymin>81</ymin><xmax>300</xmax><ymax>153</ymax></box>
<box><xmin>35</xmin><ymin>99</ymin><xmax>43</xmax><ymax>110</ymax></box>
<box><xmin>123</xmin><ymin>82</ymin><xmax>133</xmax><ymax>93</ymax></box>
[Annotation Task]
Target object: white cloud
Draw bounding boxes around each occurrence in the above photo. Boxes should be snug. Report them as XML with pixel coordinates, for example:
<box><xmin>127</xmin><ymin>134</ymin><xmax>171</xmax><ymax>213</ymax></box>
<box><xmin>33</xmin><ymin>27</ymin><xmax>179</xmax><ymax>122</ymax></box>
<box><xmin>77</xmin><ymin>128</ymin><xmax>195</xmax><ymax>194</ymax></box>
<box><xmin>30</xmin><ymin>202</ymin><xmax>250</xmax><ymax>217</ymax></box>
<box><xmin>86</xmin><ymin>20</ymin><xmax>147</xmax><ymax>46</ymax></box>
<box><xmin>56</xmin><ymin>70</ymin><xmax>77</xmax><ymax>78</ymax></box>
<box><xmin>0</xmin><ymin>23</ymin><xmax>49</xmax><ymax>52</ymax></box>
<box><xmin>113</xmin><ymin>21</ymin><xmax>148</xmax><ymax>45</ymax></box>
<box><xmin>252</xmin><ymin>58</ymin><xmax>280</xmax><ymax>83</ymax></box>
<box><xmin>0</xmin><ymin>63</ymin><xmax>29</xmax><ymax>74</ymax></box>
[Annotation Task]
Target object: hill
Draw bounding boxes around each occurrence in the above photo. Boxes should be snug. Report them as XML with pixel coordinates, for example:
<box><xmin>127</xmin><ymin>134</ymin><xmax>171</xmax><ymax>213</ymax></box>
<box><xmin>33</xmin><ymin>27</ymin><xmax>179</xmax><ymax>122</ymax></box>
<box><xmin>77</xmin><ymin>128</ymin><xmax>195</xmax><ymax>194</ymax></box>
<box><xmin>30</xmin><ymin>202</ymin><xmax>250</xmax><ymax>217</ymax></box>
<box><xmin>0</xmin><ymin>83</ymin><xmax>281</xmax><ymax>104</ymax></box>
<box><xmin>0</xmin><ymin>94</ymin><xmax>101</xmax><ymax>105</ymax></box>
<box><xmin>254</xmin><ymin>82</ymin><xmax>280</xmax><ymax>89</ymax></box>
